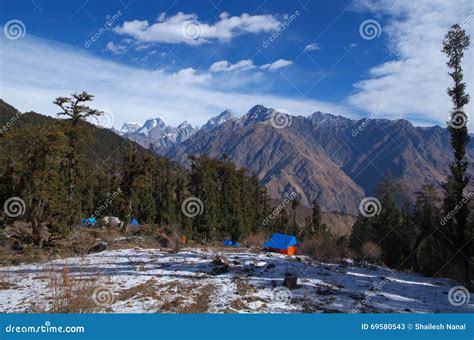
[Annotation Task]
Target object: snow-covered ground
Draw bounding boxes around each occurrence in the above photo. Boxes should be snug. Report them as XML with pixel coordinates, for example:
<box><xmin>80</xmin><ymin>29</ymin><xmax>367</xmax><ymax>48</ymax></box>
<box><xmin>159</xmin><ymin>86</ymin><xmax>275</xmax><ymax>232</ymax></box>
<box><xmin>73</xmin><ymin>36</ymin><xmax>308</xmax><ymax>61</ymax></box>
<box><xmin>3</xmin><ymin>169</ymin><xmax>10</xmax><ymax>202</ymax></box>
<box><xmin>0</xmin><ymin>247</ymin><xmax>472</xmax><ymax>313</ymax></box>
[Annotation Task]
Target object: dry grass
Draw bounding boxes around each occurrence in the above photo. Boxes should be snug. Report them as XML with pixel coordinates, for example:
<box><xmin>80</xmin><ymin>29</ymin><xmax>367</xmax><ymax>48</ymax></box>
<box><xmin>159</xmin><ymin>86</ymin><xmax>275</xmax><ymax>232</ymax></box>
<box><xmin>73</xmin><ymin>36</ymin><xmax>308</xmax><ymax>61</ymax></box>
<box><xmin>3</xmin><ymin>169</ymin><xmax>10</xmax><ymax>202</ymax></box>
<box><xmin>361</xmin><ymin>241</ymin><xmax>382</xmax><ymax>264</ymax></box>
<box><xmin>243</xmin><ymin>232</ymin><xmax>268</xmax><ymax>249</ymax></box>
<box><xmin>46</xmin><ymin>260</ymin><xmax>104</xmax><ymax>313</ymax></box>
<box><xmin>300</xmin><ymin>235</ymin><xmax>348</xmax><ymax>262</ymax></box>
<box><xmin>229</xmin><ymin>276</ymin><xmax>259</xmax><ymax>312</ymax></box>
<box><xmin>0</xmin><ymin>273</ymin><xmax>18</xmax><ymax>290</ymax></box>
<box><xmin>117</xmin><ymin>278</ymin><xmax>161</xmax><ymax>302</ymax></box>
<box><xmin>176</xmin><ymin>284</ymin><xmax>213</xmax><ymax>313</ymax></box>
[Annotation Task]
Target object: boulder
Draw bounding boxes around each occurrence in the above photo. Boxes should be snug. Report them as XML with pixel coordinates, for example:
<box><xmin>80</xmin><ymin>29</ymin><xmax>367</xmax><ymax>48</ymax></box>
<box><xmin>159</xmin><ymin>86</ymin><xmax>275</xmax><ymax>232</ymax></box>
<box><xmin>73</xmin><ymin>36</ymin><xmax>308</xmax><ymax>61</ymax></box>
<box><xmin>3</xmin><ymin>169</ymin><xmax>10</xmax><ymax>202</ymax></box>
<box><xmin>283</xmin><ymin>273</ymin><xmax>298</xmax><ymax>289</ymax></box>
<box><xmin>88</xmin><ymin>240</ymin><xmax>108</xmax><ymax>254</ymax></box>
<box><xmin>211</xmin><ymin>256</ymin><xmax>231</xmax><ymax>275</ymax></box>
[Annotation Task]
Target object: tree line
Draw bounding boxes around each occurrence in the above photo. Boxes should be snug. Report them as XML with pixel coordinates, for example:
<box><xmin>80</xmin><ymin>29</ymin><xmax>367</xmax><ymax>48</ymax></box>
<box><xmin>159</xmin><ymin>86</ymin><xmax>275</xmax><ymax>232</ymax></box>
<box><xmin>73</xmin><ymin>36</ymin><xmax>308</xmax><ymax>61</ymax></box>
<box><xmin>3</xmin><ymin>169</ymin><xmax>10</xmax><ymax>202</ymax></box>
<box><xmin>351</xmin><ymin>24</ymin><xmax>473</xmax><ymax>288</ymax></box>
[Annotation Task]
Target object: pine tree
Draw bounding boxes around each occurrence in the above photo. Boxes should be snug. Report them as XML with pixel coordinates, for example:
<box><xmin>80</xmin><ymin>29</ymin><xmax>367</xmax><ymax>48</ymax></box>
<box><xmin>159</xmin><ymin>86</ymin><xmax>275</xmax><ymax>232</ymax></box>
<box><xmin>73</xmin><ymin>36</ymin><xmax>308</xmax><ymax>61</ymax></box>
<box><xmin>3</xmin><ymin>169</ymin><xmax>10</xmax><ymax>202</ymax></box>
<box><xmin>291</xmin><ymin>199</ymin><xmax>300</xmax><ymax>235</ymax></box>
<box><xmin>412</xmin><ymin>185</ymin><xmax>441</xmax><ymax>271</ymax></box>
<box><xmin>309</xmin><ymin>199</ymin><xmax>327</xmax><ymax>237</ymax></box>
<box><xmin>442</xmin><ymin>24</ymin><xmax>472</xmax><ymax>287</ymax></box>
<box><xmin>53</xmin><ymin>92</ymin><xmax>103</xmax><ymax>226</ymax></box>
<box><xmin>1</xmin><ymin>125</ymin><xmax>69</xmax><ymax>246</ymax></box>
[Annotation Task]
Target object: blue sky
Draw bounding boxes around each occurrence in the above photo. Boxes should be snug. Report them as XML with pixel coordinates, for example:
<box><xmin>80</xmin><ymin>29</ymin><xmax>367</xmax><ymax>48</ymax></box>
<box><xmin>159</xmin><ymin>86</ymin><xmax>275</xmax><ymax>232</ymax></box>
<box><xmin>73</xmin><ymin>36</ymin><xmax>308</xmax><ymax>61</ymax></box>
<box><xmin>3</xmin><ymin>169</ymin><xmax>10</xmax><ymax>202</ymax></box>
<box><xmin>0</xmin><ymin>0</ymin><xmax>473</xmax><ymax>129</ymax></box>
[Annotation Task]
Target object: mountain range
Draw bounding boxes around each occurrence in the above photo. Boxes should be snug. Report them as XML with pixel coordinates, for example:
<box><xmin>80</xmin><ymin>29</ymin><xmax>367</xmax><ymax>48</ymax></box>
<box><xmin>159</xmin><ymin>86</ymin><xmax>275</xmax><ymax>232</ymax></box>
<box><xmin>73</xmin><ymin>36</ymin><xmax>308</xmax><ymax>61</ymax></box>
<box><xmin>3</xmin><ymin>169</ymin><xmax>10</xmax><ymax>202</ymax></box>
<box><xmin>117</xmin><ymin>105</ymin><xmax>474</xmax><ymax>214</ymax></box>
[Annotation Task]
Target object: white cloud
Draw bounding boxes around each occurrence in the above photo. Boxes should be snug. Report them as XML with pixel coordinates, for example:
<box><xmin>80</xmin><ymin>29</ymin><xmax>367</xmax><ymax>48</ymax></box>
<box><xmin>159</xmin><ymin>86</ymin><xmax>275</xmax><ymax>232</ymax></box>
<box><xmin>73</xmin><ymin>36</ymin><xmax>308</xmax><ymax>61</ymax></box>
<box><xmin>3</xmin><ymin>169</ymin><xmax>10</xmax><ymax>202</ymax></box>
<box><xmin>105</xmin><ymin>41</ymin><xmax>127</xmax><ymax>55</ymax></box>
<box><xmin>171</xmin><ymin>68</ymin><xmax>211</xmax><ymax>84</ymax></box>
<box><xmin>114</xmin><ymin>12</ymin><xmax>281</xmax><ymax>45</ymax></box>
<box><xmin>0</xmin><ymin>35</ymin><xmax>349</xmax><ymax>129</ymax></box>
<box><xmin>209</xmin><ymin>59</ymin><xmax>255</xmax><ymax>72</ymax></box>
<box><xmin>348</xmin><ymin>0</ymin><xmax>474</xmax><ymax>125</ymax></box>
<box><xmin>304</xmin><ymin>43</ymin><xmax>320</xmax><ymax>51</ymax></box>
<box><xmin>209</xmin><ymin>59</ymin><xmax>294</xmax><ymax>73</ymax></box>
<box><xmin>260</xmin><ymin>59</ymin><xmax>293</xmax><ymax>70</ymax></box>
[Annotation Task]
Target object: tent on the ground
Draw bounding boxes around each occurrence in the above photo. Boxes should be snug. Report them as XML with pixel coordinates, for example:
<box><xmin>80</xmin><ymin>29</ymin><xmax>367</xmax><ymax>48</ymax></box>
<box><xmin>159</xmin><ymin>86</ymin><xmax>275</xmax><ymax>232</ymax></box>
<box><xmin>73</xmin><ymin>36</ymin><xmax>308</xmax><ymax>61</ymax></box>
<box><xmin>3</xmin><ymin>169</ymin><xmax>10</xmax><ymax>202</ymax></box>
<box><xmin>82</xmin><ymin>217</ymin><xmax>97</xmax><ymax>227</ymax></box>
<box><xmin>223</xmin><ymin>239</ymin><xmax>240</xmax><ymax>247</ymax></box>
<box><xmin>128</xmin><ymin>218</ymin><xmax>139</xmax><ymax>225</ymax></box>
<box><xmin>264</xmin><ymin>233</ymin><xmax>298</xmax><ymax>255</ymax></box>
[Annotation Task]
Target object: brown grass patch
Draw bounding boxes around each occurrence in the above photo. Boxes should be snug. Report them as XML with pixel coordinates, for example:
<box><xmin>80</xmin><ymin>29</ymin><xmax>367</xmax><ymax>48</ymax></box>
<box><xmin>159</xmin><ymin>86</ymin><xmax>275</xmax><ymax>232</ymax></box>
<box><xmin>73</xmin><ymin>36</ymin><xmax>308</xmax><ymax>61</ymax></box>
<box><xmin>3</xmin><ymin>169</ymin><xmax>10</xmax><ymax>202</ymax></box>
<box><xmin>46</xmin><ymin>261</ymin><xmax>104</xmax><ymax>313</ymax></box>
<box><xmin>117</xmin><ymin>278</ymin><xmax>160</xmax><ymax>302</ymax></box>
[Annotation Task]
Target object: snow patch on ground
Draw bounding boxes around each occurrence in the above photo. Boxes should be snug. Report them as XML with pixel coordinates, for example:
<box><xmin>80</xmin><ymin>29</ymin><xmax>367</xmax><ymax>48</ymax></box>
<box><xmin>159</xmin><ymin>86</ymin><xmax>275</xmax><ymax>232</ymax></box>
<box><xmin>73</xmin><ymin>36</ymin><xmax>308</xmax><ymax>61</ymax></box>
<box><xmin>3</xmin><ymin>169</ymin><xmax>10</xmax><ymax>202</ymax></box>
<box><xmin>0</xmin><ymin>247</ymin><xmax>472</xmax><ymax>313</ymax></box>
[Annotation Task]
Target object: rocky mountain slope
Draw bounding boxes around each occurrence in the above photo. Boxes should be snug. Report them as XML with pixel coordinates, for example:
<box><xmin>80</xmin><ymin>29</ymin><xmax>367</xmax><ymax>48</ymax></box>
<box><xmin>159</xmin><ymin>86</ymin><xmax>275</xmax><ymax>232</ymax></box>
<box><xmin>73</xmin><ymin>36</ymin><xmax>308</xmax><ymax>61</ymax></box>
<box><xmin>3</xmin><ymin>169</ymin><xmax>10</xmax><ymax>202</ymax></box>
<box><xmin>129</xmin><ymin>105</ymin><xmax>473</xmax><ymax>214</ymax></box>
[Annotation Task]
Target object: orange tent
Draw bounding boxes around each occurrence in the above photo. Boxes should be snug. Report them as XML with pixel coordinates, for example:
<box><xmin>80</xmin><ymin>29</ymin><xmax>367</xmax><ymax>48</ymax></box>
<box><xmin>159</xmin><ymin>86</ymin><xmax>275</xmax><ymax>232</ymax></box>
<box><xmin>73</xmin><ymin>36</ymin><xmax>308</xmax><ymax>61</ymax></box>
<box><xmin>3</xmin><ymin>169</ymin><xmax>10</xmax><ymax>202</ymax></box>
<box><xmin>264</xmin><ymin>233</ymin><xmax>299</xmax><ymax>255</ymax></box>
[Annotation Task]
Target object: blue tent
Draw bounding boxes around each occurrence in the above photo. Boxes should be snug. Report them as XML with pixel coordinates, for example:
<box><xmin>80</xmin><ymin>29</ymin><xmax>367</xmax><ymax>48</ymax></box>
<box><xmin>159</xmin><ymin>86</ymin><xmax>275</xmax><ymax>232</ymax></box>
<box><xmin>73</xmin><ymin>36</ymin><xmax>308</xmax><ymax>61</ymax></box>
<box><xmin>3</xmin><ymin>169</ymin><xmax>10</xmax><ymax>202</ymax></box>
<box><xmin>82</xmin><ymin>217</ymin><xmax>97</xmax><ymax>226</ymax></box>
<box><xmin>264</xmin><ymin>233</ymin><xmax>298</xmax><ymax>254</ymax></box>
<box><xmin>223</xmin><ymin>239</ymin><xmax>240</xmax><ymax>247</ymax></box>
<box><xmin>128</xmin><ymin>218</ymin><xmax>139</xmax><ymax>225</ymax></box>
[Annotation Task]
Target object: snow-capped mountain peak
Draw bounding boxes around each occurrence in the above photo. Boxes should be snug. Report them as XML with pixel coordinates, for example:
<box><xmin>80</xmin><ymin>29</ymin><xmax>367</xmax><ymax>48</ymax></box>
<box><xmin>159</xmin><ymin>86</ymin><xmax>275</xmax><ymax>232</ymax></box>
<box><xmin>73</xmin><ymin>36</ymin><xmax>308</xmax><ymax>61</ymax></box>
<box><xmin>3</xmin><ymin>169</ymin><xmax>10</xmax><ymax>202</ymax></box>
<box><xmin>119</xmin><ymin>121</ymin><xmax>141</xmax><ymax>135</ymax></box>
<box><xmin>138</xmin><ymin>117</ymin><xmax>167</xmax><ymax>135</ymax></box>
<box><xmin>202</xmin><ymin>109</ymin><xmax>236</xmax><ymax>131</ymax></box>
